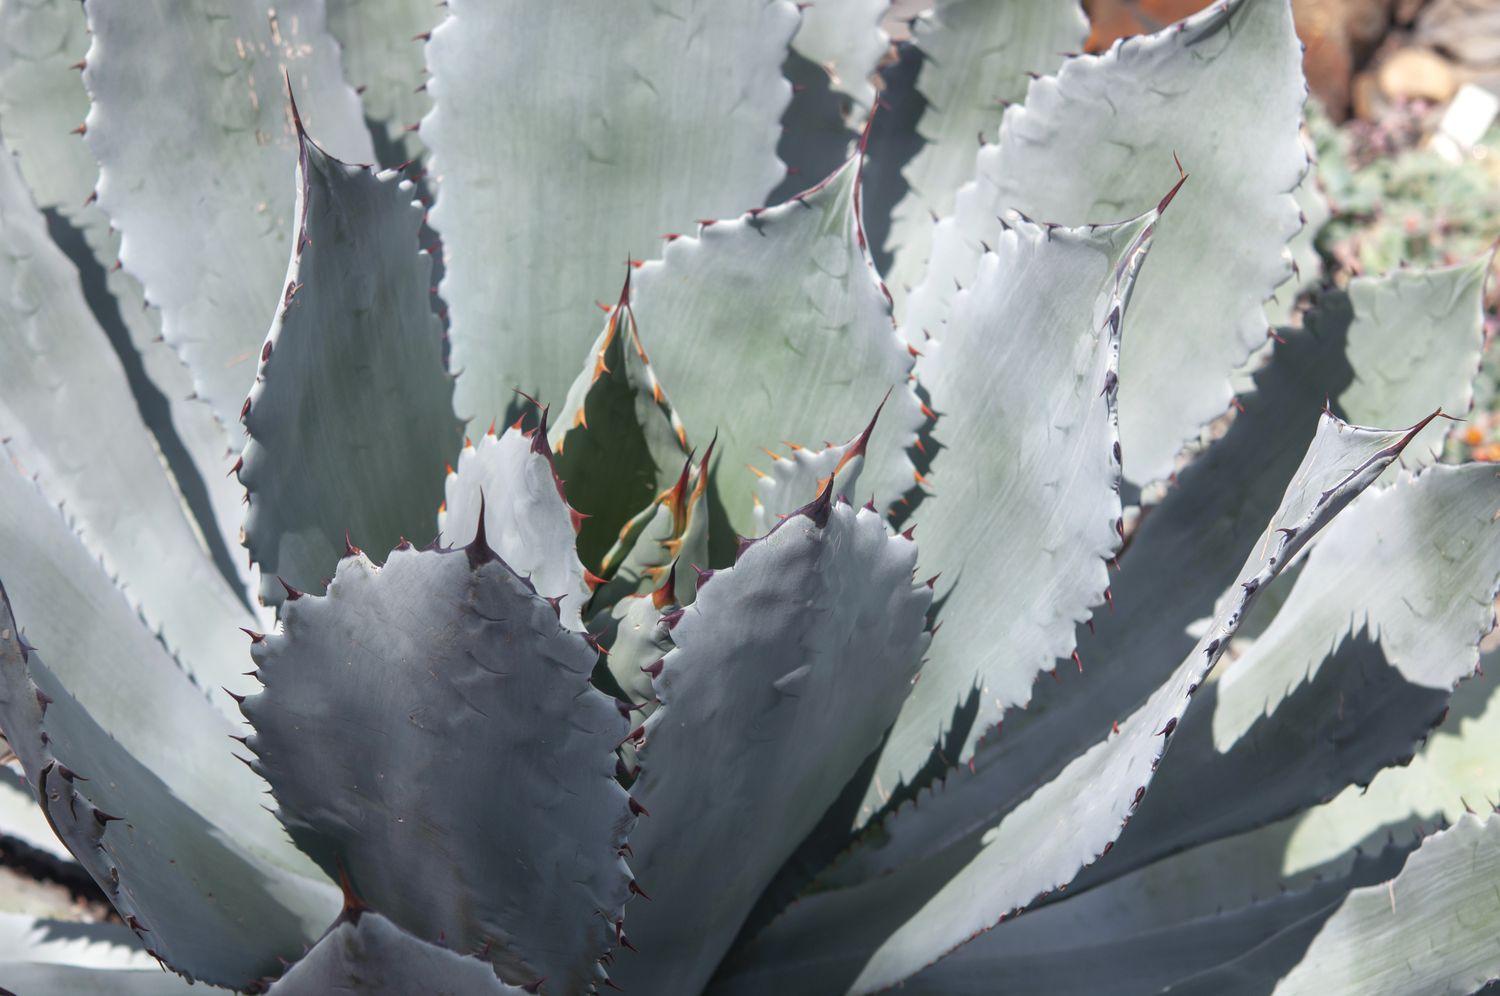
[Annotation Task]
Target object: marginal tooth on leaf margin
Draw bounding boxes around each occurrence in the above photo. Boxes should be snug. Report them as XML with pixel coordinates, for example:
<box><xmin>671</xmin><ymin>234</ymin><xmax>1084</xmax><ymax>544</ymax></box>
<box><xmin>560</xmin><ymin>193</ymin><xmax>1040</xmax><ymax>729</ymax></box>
<box><xmin>277</xmin><ymin>577</ymin><xmax>303</xmax><ymax>601</ymax></box>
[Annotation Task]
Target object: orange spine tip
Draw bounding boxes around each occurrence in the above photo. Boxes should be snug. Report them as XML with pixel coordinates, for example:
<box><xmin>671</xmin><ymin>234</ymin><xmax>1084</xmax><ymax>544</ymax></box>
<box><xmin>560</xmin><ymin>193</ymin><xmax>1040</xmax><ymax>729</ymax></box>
<box><xmin>747</xmin><ymin>464</ymin><xmax>768</xmax><ymax>480</ymax></box>
<box><xmin>583</xmin><ymin>568</ymin><xmax>607</xmax><ymax>591</ymax></box>
<box><xmin>445</xmin><ymin>462</ymin><xmax>455</xmax><ymax>476</ymax></box>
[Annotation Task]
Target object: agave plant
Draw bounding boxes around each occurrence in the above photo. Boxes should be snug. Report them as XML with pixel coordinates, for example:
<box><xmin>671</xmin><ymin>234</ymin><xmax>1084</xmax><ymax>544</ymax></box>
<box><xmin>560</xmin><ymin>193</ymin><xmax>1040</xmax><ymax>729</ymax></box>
<box><xmin>0</xmin><ymin>0</ymin><xmax>1498</xmax><ymax>992</ymax></box>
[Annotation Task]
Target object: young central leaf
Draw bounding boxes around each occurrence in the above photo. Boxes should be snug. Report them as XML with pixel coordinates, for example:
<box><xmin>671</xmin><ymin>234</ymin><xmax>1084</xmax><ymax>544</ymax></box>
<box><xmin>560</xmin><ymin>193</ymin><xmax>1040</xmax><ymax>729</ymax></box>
<box><xmin>242</xmin><ymin>542</ymin><xmax>636</xmax><ymax>993</ymax></box>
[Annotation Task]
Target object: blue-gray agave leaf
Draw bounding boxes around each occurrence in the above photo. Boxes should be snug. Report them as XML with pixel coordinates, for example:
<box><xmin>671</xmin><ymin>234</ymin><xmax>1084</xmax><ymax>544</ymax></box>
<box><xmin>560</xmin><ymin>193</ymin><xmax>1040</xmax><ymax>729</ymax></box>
<box><xmin>238</xmin><ymin>116</ymin><xmax>459</xmax><ymax>608</ymax></box>
<box><xmin>242</xmin><ymin>541</ymin><xmax>636</xmax><ymax>992</ymax></box>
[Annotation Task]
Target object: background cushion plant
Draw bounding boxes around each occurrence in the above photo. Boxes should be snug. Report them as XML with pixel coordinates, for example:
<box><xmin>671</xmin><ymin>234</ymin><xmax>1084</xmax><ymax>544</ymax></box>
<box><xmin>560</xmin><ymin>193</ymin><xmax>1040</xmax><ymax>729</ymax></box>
<box><xmin>0</xmin><ymin>0</ymin><xmax>1497</xmax><ymax>993</ymax></box>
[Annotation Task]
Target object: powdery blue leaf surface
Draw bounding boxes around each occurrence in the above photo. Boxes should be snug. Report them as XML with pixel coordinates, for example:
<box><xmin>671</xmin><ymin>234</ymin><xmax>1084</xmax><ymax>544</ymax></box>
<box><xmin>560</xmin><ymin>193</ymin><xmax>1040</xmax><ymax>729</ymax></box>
<box><xmin>238</xmin><ymin>123</ymin><xmax>459</xmax><ymax>607</ymax></box>
<box><xmin>0</xmin><ymin>139</ymin><xmax>255</xmax><ymax>696</ymax></box>
<box><xmin>631</xmin><ymin>158</ymin><xmax>923</xmax><ymax>536</ymax></box>
<box><xmin>0</xmin><ymin>470</ymin><xmax>339</xmax><ymax>988</ymax></box>
<box><xmin>268</xmin><ymin>911</ymin><xmax>528</xmax><ymax>995</ymax></box>
<box><xmin>868</xmin><ymin>206</ymin><xmax>1158</xmax><ymax>799</ymax></box>
<box><xmin>423</xmin><ymin>0</ymin><xmax>798</xmax><ymax>427</ymax></box>
<box><xmin>882</xmin><ymin>0</ymin><xmax>1088</xmax><ymax>313</ymax></box>
<box><xmin>82</xmin><ymin>0</ymin><xmax>375</xmax><ymax>429</ymax></box>
<box><xmin>438</xmin><ymin>419</ymin><xmax>592</xmax><ymax>631</ymax></box>
<box><xmin>243</xmin><ymin>543</ymin><xmax>635</xmax><ymax>993</ymax></box>
<box><xmin>612</xmin><ymin>497</ymin><xmax>931</xmax><ymax>995</ymax></box>
<box><xmin>550</xmin><ymin>292</ymin><xmax>693</xmax><ymax>573</ymax></box>
<box><xmin>902</xmin><ymin>0</ymin><xmax>1306</xmax><ymax>487</ymax></box>
<box><xmin>719</xmin><ymin>408</ymin><xmax>1433</xmax><ymax>994</ymax></box>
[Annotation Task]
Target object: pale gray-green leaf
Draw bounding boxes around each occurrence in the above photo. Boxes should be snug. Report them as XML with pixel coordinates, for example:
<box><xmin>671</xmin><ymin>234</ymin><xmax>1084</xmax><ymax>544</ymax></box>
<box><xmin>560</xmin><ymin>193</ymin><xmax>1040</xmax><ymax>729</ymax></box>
<box><xmin>325</xmin><ymin>0</ymin><xmax>440</xmax><ymax>158</ymax></box>
<box><xmin>423</xmin><ymin>0</ymin><xmax>797</xmax><ymax>426</ymax></box>
<box><xmin>790</xmin><ymin>0</ymin><xmax>888</xmax><ymax>112</ymax></box>
<box><xmin>243</xmin><ymin>545</ymin><xmax>634</xmax><ymax>992</ymax></box>
<box><xmin>1337</xmin><ymin>259</ymin><xmax>1487</xmax><ymax>469</ymax></box>
<box><xmin>903</xmin><ymin>0</ymin><xmax>1306</xmax><ymax>487</ymax></box>
<box><xmin>0</xmin><ymin>499</ymin><xmax>338</xmax><ymax>988</ymax></box>
<box><xmin>0</xmin><ymin>139</ymin><xmax>256</xmax><ymax>698</ymax></box>
<box><xmin>869</xmin><ymin>209</ymin><xmax>1155</xmax><ymax>799</ymax></box>
<box><xmin>269</xmin><ymin>912</ymin><xmax>528</xmax><ymax>995</ymax></box>
<box><xmin>239</xmin><ymin>131</ymin><xmax>459</xmax><ymax>606</ymax></box>
<box><xmin>82</xmin><ymin>0</ymin><xmax>375</xmax><ymax>428</ymax></box>
<box><xmin>438</xmin><ymin>422</ymin><xmax>592</xmax><ymax>631</ymax></box>
<box><xmin>883</xmin><ymin>0</ymin><xmax>1087</xmax><ymax>313</ymax></box>
<box><xmin>632</xmin><ymin>159</ymin><xmax>922</xmax><ymax>535</ymax></box>
<box><xmin>0</xmin><ymin>0</ymin><xmax>252</xmax><ymax>593</ymax></box>
<box><xmin>612</xmin><ymin>500</ymin><xmax>930</xmax><ymax>995</ymax></box>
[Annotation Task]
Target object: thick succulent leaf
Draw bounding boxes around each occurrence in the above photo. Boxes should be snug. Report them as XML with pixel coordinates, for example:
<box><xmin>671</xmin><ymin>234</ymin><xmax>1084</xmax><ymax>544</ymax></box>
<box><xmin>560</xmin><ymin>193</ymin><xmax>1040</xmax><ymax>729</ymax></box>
<box><xmin>1078</xmin><ymin>463</ymin><xmax>1500</xmax><ymax>890</ymax></box>
<box><xmin>0</xmin><ymin>138</ymin><xmax>255</xmax><ymax>696</ymax></box>
<box><xmin>0</xmin><ymin>762</ymin><xmax>69</xmax><ymax>863</ymax></box>
<box><xmin>269</xmin><ymin>911</ymin><xmax>527</xmax><ymax>995</ymax></box>
<box><xmin>325</xmin><ymin>0</ymin><xmax>440</xmax><ymax>158</ymax></box>
<box><xmin>722</xmin><ymin>409</ymin><xmax>1429</xmax><ymax>993</ymax></box>
<box><xmin>550</xmin><ymin>295</ymin><xmax>692</xmax><ymax>572</ymax></box>
<box><xmin>631</xmin><ymin>158</ymin><xmax>923</xmax><ymax>536</ymax></box>
<box><xmin>438</xmin><ymin>421</ymin><xmax>592</xmax><ymax>631</ymax></box>
<box><xmin>882</xmin><ymin>0</ymin><xmax>1088</xmax><ymax>312</ymax></box>
<box><xmin>243</xmin><ymin>543</ymin><xmax>635</xmax><ymax>992</ymax></box>
<box><xmin>423</xmin><ymin>0</ymin><xmax>796</xmax><ymax>426</ymax></box>
<box><xmin>903</xmin><ymin>0</ymin><xmax>1306</xmax><ymax>487</ymax></box>
<box><xmin>604</xmin><ymin>588</ymin><xmax>676</xmax><ymax>711</ymax></box>
<box><xmin>751</xmin><ymin>404</ymin><xmax>879</xmax><ymax>533</ymax></box>
<box><xmin>0</xmin><ymin>0</ymin><xmax>250</xmax><ymax>591</ymax></box>
<box><xmin>835</xmin><ymin>262</ymin><xmax>1489</xmax><ymax>876</ymax></box>
<box><xmin>611</xmin><ymin>497</ymin><xmax>931</xmax><ymax>995</ymax></box>
<box><xmin>238</xmin><ymin>127</ymin><xmax>459</xmax><ymax>607</ymax></box>
<box><xmin>868</xmin><ymin>207</ymin><xmax>1157</xmax><ymax>799</ymax></box>
<box><xmin>1175</xmin><ymin>813</ymin><xmax>1500</xmax><ymax>995</ymax></box>
<box><xmin>0</xmin><ymin>518</ymin><xmax>338</xmax><ymax>988</ymax></box>
<box><xmin>790</xmin><ymin>0</ymin><xmax>888</xmax><ymax>113</ymax></box>
<box><xmin>81</xmin><ymin>0</ymin><xmax>375</xmax><ymax>429</ymax></box>
<box><xmin>0</xmin><ymin>911</ymin><xmax>193</xmax><ymax>995</ymax></box>
<box><xmin>1337</xmin><ymin>259</ymin><xmax>1487</xmax><ymax>468</ymax></box>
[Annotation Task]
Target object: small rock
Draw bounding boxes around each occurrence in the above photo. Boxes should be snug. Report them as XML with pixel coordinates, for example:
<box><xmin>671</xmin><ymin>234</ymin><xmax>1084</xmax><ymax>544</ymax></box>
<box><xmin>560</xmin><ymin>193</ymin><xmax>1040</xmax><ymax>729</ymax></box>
<box><xmin>1379</xmin><ymin>47</ymin><xmax>1459</xmax><ymax>102</ymax></box>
